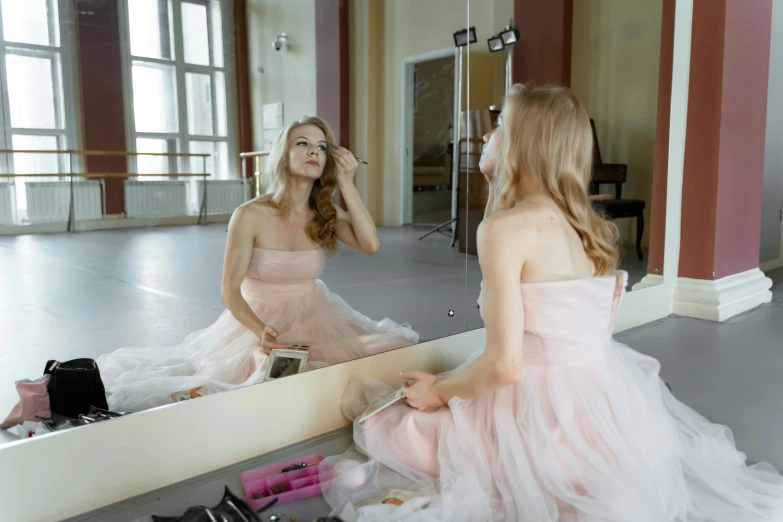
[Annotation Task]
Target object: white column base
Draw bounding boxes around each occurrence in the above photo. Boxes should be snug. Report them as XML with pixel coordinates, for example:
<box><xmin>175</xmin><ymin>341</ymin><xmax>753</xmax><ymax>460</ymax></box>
<box><xmin>632</xmin><ymin>274</ymin><xmax>664</xmax><ymax>291</ymax></box>
<box><xmin>673</xmin><ymin>268</ymin><xmax>773</xmax><ymax>322</ymax></box>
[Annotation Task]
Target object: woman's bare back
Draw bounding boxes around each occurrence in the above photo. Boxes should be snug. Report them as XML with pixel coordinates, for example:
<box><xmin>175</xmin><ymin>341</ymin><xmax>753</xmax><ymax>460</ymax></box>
<box><xmin>502</xmin><ymin>195</ymin><xmax>599</xmax><ymax>283</ymax></box>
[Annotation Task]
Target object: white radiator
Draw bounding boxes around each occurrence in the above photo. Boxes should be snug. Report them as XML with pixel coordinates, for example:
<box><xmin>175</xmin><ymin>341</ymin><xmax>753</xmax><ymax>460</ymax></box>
<box><xmin>124</xmin><ymin>180</ymin><xmax>189</xmax><ymax>218</ymax></box>
<box><xmin>0</xmin><ymin>183</ymin><xmax>15</xmax><ymax>225</ymax></box>
<box><xmin>193</xmin><ymin>179</ymin><xmax>248</xmax><ymax>215</ymax></box>
<box><xmin>26</xmin><ymin>181</ymin><xmax>102</xmax><ymax>224</ymax></box>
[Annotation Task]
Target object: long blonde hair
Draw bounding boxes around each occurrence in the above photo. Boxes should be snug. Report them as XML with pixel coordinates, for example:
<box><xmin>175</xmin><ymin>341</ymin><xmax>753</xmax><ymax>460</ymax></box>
<box><xmin>488</xmin><ymin>85</ymin><xmax>619</xmax><ymax>274</ymax></box>
<box><xmin>262</xmin><ymin>116</ymin><xmax>338</xmax><ymax>252</ymax></box>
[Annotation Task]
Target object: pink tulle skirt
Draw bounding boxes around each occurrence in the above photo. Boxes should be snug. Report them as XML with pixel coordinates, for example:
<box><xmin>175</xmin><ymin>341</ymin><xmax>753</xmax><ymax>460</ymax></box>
<box><xmin>98</xmin><ymin>279</ymin><xmax>418</xmax><ymax>412</ymax></box>
<box><xmin>323</xmin><ymin>340</ymin><xmax>783</xmax><ymax>521</ymax></box>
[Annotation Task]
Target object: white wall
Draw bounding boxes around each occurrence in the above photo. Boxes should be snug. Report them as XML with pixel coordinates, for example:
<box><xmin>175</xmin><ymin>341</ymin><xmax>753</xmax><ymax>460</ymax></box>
<box><xmin>761</xmin><ymin>0</ymin><xmax>783</xmax><ymax>266</ymax></box>
<box><xmin>246</xmin><ymin>0</ymin><xmax>317</xmax><ymax>152</ymax></box>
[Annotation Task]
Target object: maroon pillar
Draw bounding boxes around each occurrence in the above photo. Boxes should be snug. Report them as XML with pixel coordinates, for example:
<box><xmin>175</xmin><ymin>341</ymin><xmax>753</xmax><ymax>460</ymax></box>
<box><xmin>679</xmin><ymin>0</ymin><xmax>773</xmax><ymax>280</ymax></box>
<box><xmin>512</xmin><ymin>0</ymin><xmax>573</xmax><ymax>86</ymax></box>
<box><xmin>75</xmin><ymin>1</ymin><xmax>128</xmax><ymax>214</ymax></box>
<box><xmin>234</xmin><ymin>0</ymin><xmax>254</xmax><ymax>167</ymax></box>
<box><xmin>315</xmin><ymin>0</ymin><xmax>349</xmax><ymax>210</ymax></box>
<box><xmin>315</xmin><ymin>0</ymin><xmax>349</xmax><ymax>147</ymax></box>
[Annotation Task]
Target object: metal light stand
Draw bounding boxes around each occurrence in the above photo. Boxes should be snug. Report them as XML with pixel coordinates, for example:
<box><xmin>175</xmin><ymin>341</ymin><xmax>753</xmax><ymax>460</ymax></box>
<box><xmin>253</xmin><ymin>155</ymin><xmax>263</xmax><ymax>197</ymax></box>
<box><xmin>505</xmin><ymin>37</ymin><xmax>513</xmax><ymax>93</ymax></box>
<box><xmin>66</xmin><ymin>151</ymin><xmax>75</xmax><ymax>232</ymax></box>
<box><xmin>241</xmin><ymin>155</ymin><xmax>248</xmax><ymax>200</ymax></box>
<box><xmin>197</xmin><ymin>155</ymin><xmax>208</xmax><ymax>224</ymax></box>
<box><xmin>419</xmin><ymin>38</ymin><xmax>467</xmax><ymax>244</ymax></box>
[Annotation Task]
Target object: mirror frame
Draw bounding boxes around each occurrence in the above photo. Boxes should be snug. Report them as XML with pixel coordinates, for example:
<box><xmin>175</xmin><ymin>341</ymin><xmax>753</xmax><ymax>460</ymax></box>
<box><xmin>0</xmin><ymin>0</ymin><xmax>694</xmax><ymax>519</ymax></box>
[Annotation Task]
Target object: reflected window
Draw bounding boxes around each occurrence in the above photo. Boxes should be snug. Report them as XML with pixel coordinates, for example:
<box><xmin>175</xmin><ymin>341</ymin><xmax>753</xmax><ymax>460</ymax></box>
<box><xmin>124</xmin><ymin>0</ymin><xmax>233</xmax><ymax>181</ymax></box>
<box><xmin>0</xmin><ymin>0</ymin><xmax>75</xmax><ymax>217</ymax></box>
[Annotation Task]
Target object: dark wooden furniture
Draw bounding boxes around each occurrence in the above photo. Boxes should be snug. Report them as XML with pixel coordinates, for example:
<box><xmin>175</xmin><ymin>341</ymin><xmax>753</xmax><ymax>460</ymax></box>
<box><xmin>588</xmin><ymin>119</ymin><xmax>646</xmax><ymax>261</ymax></box>
<box><xmin>456</xmin><ymin>109</ymin><xmax>499</xmax><ymax>255</ymax></box>
<box><xmin>458</xmin><ymin>165</ymin><xmax>488</xmax><ymax>255</ymax></box>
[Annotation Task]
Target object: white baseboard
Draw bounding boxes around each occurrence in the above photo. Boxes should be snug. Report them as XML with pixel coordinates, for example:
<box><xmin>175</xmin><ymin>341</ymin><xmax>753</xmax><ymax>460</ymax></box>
<box><xmin>760</xmin><ymin>257</ymin><xmax>783</xmax><ymax>273</ymax></box>
<box><xmin>631</xmin><ymin>274</ymin><xmax>664</xmax><ymax>291</ymax></box>
<box><xmin>673</xmin><ymin>268</ymin><xmax>773</xmax><ymax>322</ymax></box>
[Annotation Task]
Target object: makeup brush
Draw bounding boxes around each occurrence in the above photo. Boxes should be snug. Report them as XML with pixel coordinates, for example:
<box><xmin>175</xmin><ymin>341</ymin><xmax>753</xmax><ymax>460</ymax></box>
<box><xmin>324</xmin><ymin>142</ymin><xmax>369</xmax><ymax>165</ymax></box>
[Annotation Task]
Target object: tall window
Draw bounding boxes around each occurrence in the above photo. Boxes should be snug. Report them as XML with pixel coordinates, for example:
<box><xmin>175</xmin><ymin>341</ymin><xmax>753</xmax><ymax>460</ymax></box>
<box><xmin>0</xmin><ymin>0</ymin><xmax>76</xmax><ymax>213</ymax></box>
<box><xmin>122</xmin><ymin>0</ymin><xmax>234</xmax><ymax>180</ymax></box>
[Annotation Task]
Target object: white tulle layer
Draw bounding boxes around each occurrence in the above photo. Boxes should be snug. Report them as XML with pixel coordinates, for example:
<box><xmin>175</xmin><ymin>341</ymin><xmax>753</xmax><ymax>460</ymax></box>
<box><xmin>322</xmin><ymin>340</ymin><xmax>783</xmax><ymax>522</ymax></box>
<box><xmin>98</xmin><ymin>280</ymin><xmax>418</xmax><ymax>412</ymax></box>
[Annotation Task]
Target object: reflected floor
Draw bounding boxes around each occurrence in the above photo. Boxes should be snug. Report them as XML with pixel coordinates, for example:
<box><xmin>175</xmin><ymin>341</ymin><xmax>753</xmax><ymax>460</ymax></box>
<box><xmin>0</xmin><ymin>224</ymin><xmax>483</xmax><ymax>418</ymax></box>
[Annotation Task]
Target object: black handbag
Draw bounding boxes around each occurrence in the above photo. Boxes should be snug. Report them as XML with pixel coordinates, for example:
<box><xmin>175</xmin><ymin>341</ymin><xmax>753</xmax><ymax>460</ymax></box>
<box><xmin>43</xmin><ymin>358</ymin><xmax>109</xmax><ymax>418</ymax></box>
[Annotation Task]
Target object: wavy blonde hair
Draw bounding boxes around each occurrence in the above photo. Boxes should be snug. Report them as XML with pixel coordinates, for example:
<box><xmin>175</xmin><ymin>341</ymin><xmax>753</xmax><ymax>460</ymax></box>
<box><xmin>262</xmin><ymin>116</ymin><xmax>338</xmax><ymax>252</ymax></box>
<box><xmin>487</xmin><ymin>85</ymin><xmax>619</xmax><ymax>274</ymax></box>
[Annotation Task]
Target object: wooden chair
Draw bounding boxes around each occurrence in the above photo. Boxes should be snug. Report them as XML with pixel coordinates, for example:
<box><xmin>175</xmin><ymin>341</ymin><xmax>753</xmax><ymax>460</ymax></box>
<box><xmin>588</xmin><ymin>119</ymin><xmax>646</xmax><ymax>261</ymax></box>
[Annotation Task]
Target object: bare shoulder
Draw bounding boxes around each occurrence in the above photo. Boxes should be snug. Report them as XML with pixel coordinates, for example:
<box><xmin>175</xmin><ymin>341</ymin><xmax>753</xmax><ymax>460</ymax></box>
<box><xmin>478</xmin><ymin>203</ymin><xmax>544</xmax><ymax>251</ymax></box>
<box><xmin>227</xmin><ymin>200</ymin><xmax>274</xmax><ymax>245</ymax></box>
<box><xmin>232</xmin><ymin>198</ymin><xmax>275</xmax><ymax>222</ymax></box>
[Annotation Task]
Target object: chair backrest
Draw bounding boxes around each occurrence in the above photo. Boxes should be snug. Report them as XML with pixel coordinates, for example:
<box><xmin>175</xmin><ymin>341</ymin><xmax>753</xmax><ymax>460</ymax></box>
<box><xmin>589</xmin><ymin>118</ymin><xmax>603</xmax><ymax>166</ymax></box>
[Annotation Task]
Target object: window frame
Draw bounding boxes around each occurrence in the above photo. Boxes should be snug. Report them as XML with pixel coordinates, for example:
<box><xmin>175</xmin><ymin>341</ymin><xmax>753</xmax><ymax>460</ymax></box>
<box><xmin>119</xmin><ymin>0</ymin><xmax>237</xmax><ymax>180</ymax></box>
<box><xmin>0</xmin><ymin>0</ymin><xmax>79</xmax><ymax>178</ymax></box>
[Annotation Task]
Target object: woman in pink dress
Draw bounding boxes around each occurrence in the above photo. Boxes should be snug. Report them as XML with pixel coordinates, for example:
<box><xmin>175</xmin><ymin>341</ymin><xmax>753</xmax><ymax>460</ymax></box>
<box><xmin>323</xmin><ymin>86</ymin><xmax>783</xmax><ymax>521</ymax></box>
<box><xmin>98</xmin><ymin>117</ymin><xmax>417</xmax><ymax>412</ymax></box>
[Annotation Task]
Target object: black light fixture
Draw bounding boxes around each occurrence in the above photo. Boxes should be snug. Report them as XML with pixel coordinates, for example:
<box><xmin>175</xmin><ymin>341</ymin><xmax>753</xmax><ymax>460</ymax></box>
<box><xmin>488</xmin><ymin>24</ymin><xmax>519</xmax><ymax>52</ymax></box>
<box><xmin>453</xmin><ymin>26</ymin><xmax>477</xmax><ymax>47</ymax></box>
<box><xmin>500</xmin><ymin>25</ymin><xmax>519</xmax><ymax>46</ymax></box>
<box><xmin>487</xmin><ymin>34</ymin><xmax>504</xmax><ymax>53</ymax></box>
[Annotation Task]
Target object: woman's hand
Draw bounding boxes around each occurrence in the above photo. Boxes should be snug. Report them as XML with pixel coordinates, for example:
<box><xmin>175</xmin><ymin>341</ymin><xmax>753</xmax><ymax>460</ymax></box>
<box><xmin>400</xmin><ymin>371</ymin><xmax>447</xmax><ymax>412</ymax></box>
<box><xmin>258</xmin><ymin>325</ymin><xmax>291</xmax><ymax>355</ymax></box>
<box><xmin>331</xmin><ymin>146</ymin><xmax>359</xmax><ymax>187</ymax></box>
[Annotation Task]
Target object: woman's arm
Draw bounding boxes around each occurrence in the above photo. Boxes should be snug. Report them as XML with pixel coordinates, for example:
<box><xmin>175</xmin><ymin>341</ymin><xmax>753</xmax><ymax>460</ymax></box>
<box><xmin>403</xmin><ymin>213</ymin><xmax>529</xmax><ymax>410</ymax></box>
<box><xmin>331</xmin><ymin>146</ymin><xmax>380</xmax><ymax>254</ymax></box>
<box><xmin>436</xmin><ymin>214</ymin><xmax>528</xmax><ymax>401</ymax></box>
<box><xmin>220</xmin><ymin>204</ymin><xmax>289</xmax><ymax>350</ymax></box>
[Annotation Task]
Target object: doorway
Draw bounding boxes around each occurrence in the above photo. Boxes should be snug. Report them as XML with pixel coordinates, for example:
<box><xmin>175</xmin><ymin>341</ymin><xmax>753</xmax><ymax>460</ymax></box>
<box><xmin>401</xmin><ymin>49</ymin><xmax>455</xmax><ymax>225</ymax></box>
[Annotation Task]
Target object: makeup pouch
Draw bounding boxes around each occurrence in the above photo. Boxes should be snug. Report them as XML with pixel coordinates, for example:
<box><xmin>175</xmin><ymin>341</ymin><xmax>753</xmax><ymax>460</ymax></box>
<box><xmin>241</xmin><ymin>454</ymin><xmax>334</xmax><ymax>509</ymax></box>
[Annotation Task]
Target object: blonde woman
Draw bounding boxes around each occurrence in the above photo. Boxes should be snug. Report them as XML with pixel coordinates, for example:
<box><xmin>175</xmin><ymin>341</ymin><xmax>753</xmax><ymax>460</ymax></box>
<box><xmin>99</xmin><ymin>117</ymin><xmax>418</xmax><ymax>412</ymax></box>
<box><xmin>323</xmin><ymin>87</ymin><xmax>783</xmax><ymax>521</ymax></box>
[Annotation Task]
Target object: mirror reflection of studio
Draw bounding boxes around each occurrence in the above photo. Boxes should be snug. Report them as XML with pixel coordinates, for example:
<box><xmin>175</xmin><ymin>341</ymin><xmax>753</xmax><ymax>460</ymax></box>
<box><xmin>2</xmin><ymin>1</ymin><xmax>783</xmax><ymax>522</ymax></box>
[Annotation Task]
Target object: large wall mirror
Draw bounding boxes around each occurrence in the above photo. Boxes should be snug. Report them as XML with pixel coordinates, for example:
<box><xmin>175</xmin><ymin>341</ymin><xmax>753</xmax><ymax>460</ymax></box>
<box><xmin>461</xmin><ymin>0</ymin><xmax>675</xmax><ymax>311</ymax></box>
<box><xmin>571</xmin><ymin>0</ymin><xmax>672</xmax><ymax>292</ymax></box>
<box><xmin>0</xmin><ymin>0</ymin><xmax>475</xmax><ymax>443</ymax></box>
<box><xmin>0</xmin><ymin>0</ymin><xmax>696</xmax><ymax>520</ymax></box>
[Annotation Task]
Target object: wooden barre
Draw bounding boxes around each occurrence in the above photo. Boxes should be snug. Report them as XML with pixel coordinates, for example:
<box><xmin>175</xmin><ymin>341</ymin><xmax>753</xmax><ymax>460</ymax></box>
<box><xmin>0</xmin><ymin>149</ymin><xmax>210</xmax><ymax>158</ymax></box>
<box><xmin>239</xmin><ymin>151</ymin><xmax>270</xmax><ymax>158</ymax></box>
<box><xmin>1</xmin><ymin>173</ymin><xmax>211</xmax><ymax>178</ymax></box>
<box><xmin>80</xmin><ymin>173</ymin><xmax>212</xmax><ymax>178</ymax></box>
<box><xmin>73</xmin><ymin>150</ymin><xmax>210</xmax><ymax>158</ymax></box>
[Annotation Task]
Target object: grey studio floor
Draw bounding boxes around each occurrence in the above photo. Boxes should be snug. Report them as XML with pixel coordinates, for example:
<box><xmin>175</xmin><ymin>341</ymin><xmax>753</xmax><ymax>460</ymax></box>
<box><xmin>3</xmin><ymin>224</ymin><xmax>779</xmax><ymax>521</ymax></box>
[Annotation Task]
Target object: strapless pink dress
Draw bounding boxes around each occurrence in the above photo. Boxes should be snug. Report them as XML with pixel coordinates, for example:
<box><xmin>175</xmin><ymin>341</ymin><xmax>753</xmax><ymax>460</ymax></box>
<box><xmin>98</xmin><ymin>248</ymin><xmax>418</xmax><ymax>412</ymax></box>
<box><xmin>324</xmin><ymin>273</ymin><xmax>783</xmax><ymax>521</ymax></box>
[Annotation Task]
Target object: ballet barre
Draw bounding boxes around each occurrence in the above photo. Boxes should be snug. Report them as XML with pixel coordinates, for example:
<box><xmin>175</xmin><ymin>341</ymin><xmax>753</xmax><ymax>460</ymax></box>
<box><xmin>0</xmin><ymin>148</ymin><xmax>213</xmax><ymax>230</ymax></box>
